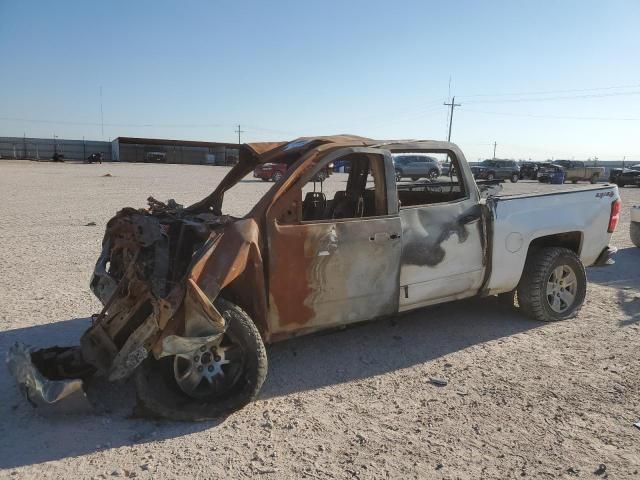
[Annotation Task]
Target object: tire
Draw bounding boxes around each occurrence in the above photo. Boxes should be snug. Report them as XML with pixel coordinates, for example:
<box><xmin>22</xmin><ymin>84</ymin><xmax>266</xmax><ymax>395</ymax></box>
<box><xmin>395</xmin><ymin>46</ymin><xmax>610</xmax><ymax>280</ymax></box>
<box><xmin>429</xmin><ymin>169</ymin><xmax>439</xmax><ymax>179</ymax></box>
<box><xmin>271</xmin><ymin>171</ymin><xmax>283</xmax><ymax>182</ymax></box>
<box><xmin>135</xmin><ymin>298</ymin><xmax>268</xmax><ymax>421</ymax></box>
<box><xmin>590</xmin><ymin>174</ymin><xmax>599</xmax><ymax>184</ymax></box>
<box><xmin>571</xmin><ymin>179</ymin><xmax>578</xmax><ymax>184</ymax></box>
<box><xmin>510</xmin><ymin>173</ymin><xmax>519</xmax><ymax>183</ymax></box>
<box><xmin>411</xmin><ymin>176</ymin><xmax>420</xmax><ymax>181</ymax></box>
<box><xmin>517</xmin><ymin>247</ymin><xmax>586</xmax><ymax>322</ymax></box>
<box><xmin>631</xmin><ymin>222</ymin><xmax>640</xmax><ymax>248</ymax></box>
<box><xmin>486</xmin><ymin>172</ymin><xmax>495</xmax><ymax>181</ymax></box>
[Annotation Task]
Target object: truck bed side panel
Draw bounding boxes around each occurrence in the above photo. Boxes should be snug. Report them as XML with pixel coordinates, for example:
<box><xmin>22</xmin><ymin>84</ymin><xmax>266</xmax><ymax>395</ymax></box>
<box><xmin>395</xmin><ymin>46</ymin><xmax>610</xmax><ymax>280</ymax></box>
<box><xmin>486</xmin><ymin>186</ymin><xmax>618</xmax><ymax>294</ymax></box>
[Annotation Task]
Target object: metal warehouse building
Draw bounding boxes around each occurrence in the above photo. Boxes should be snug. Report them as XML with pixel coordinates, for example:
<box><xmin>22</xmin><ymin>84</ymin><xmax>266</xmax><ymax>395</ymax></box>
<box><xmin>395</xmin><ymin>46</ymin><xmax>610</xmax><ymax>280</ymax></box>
<box><xmin>0</xmin><ymin>136</ymin><xmax>112</xmax><ymax>161</ymax></box>
<box><xmin>111</xmin><ymin>137</ymin><xmax>240</xmax><ymax>165</ymax></box>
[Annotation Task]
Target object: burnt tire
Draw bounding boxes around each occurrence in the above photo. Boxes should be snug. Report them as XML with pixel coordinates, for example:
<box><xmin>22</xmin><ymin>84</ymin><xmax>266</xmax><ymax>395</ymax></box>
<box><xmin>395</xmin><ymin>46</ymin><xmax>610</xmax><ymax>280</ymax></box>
<box><xmin>516</xmin><ymin>247</ymin><xmax>586</xmax><ymax>322</ymax></box>
<box><xmin>135</xmin><ymin>298</ymin><xmax>267</xmax><ymax>421</ymax></box>
<box><xmin>631</xmin><ymin>222</ymin><xmax>640</xmax><ymax>248</ymax></box>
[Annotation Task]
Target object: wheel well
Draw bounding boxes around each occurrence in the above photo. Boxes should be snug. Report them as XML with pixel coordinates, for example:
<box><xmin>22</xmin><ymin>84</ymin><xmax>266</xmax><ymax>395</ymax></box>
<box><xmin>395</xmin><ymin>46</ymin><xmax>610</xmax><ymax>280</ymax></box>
<box><xmin>528</xmin><ymin>231</ymin><xmax>582</xmax><ymax>255</ymax></box>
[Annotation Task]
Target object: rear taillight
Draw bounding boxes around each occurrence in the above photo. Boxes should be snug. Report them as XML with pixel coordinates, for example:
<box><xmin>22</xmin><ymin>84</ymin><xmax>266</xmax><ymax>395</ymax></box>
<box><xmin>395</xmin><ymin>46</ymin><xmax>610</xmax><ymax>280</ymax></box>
<box><xmin>608</xmin><ymin>199</ymin><xmax>621</xmax><ymax>233</ymax></box>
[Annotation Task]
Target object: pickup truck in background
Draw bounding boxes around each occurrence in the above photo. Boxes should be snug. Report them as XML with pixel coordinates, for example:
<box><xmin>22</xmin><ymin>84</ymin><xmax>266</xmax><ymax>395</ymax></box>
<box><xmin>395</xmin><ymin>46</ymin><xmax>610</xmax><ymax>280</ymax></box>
<box><xmin>538</xmin><ymin>160</ymin><xmax>605</xmax><ymax>184</ymax></box>
<box><xmin>9</xmin><ymin>135</ymin><xmax>620</xmax><ymax>421</ymax></box>
<box><xmin>612</xmin><ymin>165</ymin><xmax>640</xmax><ymax>188</ymax></box>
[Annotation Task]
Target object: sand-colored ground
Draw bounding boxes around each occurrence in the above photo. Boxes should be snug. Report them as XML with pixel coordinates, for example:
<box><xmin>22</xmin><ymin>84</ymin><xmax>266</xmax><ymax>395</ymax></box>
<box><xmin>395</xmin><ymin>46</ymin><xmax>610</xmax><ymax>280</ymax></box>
<box><xmin>0</xmin><ymin>160</ymin><xmax>638</xmax><ymax>479</ymax></box>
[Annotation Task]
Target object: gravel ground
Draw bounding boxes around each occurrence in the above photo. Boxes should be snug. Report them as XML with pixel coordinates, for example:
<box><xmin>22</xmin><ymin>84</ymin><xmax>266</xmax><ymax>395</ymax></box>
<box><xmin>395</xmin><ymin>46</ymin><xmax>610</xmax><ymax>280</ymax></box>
<box><xmin>0</xmin><ymin>160</ymin><xmax>638</xmax><ymax>479</ymax></box>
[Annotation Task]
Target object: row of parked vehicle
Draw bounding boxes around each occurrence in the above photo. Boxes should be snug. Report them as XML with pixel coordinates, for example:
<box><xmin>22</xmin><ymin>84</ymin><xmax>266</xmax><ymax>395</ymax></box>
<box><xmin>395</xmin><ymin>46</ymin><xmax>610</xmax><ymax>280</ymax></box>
<box><xmin>609</xmin><ymin>164</ymin><xmax>640</xmax><ymax>188</ymax></box>
<box><xmin>255</xmin><ymin>154</ymin><xmax>640</xmax><ymax>187</ymax></box>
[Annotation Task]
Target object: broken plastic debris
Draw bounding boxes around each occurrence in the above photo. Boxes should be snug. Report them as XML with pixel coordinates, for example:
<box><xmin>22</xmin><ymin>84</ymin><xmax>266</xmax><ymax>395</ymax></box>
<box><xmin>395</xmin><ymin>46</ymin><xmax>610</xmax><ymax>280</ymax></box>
<box><xmin>6</xmin><ymin>342</ymin><xmax>94</xmax><ymax>414</ymax></box>
<box><xmin>429</xmin><ymin>377</ymin><xmax>448</xmax><ymax>386</ymax></box>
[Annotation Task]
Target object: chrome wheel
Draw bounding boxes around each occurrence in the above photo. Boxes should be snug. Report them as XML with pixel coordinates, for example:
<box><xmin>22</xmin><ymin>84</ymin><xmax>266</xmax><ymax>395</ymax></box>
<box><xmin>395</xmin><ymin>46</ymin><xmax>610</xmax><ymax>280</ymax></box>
<box><xmin>546</xmin><ymin>265</ymin><xmax>577</xmax><ymax>313</ymax></box>
<box><xmin>173</xmin><ymin>336</ymin><xmax>245</xmax><ymax>399</ymax></box>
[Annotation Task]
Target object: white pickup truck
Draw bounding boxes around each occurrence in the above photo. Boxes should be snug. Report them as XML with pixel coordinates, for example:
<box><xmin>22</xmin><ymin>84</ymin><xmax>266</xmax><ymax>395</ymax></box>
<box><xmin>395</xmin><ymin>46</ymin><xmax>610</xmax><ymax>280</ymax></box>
<box><xmin>9</xmin><ymin>136</ymin><xmax>621</xmax><ymax>420</ymax></box>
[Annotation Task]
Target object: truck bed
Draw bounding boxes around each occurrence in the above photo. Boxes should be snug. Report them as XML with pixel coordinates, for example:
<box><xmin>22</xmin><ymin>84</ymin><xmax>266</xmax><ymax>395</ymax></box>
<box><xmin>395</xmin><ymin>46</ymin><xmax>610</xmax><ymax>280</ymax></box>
<box><xmin>485</xmin><ymin>181</ymin><xmax>619</xmax><ymax>295</ymax></box>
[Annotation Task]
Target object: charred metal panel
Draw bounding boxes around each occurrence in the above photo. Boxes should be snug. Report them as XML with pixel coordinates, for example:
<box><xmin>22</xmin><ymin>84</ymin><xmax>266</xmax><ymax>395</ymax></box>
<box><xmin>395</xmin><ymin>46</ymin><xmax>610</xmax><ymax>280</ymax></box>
<box><xmin>267</xmin><ymin>217</ymin><xmax>402</xmax><ymax>335</ymax></box>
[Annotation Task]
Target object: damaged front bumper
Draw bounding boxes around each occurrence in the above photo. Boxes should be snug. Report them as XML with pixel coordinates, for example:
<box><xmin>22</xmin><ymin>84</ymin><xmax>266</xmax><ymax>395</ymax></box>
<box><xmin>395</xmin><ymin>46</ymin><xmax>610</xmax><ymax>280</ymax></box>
<box><xmin>7</xmin><ymin>198</ymin><xmax>245</xmax><ymax>414</ymax></box>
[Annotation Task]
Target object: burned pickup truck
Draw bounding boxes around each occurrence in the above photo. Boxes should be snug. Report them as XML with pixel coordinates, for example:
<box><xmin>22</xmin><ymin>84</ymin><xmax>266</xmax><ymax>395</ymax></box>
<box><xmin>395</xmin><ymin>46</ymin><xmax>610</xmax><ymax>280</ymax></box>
<box><xmin>9</xmin><ymin>135</ymin><xmax>621</xmax><ymax>420</ymax></box>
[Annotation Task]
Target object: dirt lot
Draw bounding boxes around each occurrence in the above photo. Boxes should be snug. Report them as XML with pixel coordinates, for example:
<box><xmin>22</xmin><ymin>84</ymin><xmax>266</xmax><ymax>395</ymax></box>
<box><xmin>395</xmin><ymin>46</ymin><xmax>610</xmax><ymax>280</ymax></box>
<box><xmin>0</xmin><ymin>160</ymin><xmax>638</xmax><ymax>479</ymax></box>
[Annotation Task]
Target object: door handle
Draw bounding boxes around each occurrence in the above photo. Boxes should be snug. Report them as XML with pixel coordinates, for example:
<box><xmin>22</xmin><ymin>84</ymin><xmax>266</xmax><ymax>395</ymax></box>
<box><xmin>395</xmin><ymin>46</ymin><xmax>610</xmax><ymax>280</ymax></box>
<box><xmin>369</xmin><ymin>233</ymin><xmax>401</xmax><ymax>242</ymax></box>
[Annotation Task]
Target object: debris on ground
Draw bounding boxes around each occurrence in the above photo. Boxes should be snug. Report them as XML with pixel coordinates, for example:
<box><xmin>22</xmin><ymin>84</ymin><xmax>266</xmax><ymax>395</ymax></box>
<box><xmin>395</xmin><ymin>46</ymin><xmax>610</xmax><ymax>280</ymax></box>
<box><xmin>85</xmin><ymin>221</ymin><xmax>97</xmax><ymax>226</ymax></box>
<box><xmin>594</xmin><ymin>464</ymin><xmax>607</xmax><ymax>476</ymax></box>
<box><xmin>102</xmin><ymin>173</ymin><xmax>112</xmax><ymax>177</ymax></box>
<box><xmin>429</xmin><ymin>377</ymin><xmax>448</xmax><ymax>386</ymax></box>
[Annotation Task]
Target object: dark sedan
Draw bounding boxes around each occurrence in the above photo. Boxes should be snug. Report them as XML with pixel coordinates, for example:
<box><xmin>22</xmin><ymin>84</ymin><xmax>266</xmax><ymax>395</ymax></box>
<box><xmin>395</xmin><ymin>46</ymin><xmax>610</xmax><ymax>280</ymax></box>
<box><xmin>614</xmin><ymin>165</ymin><xmax>640</xmax><ymax>187</ymax></box>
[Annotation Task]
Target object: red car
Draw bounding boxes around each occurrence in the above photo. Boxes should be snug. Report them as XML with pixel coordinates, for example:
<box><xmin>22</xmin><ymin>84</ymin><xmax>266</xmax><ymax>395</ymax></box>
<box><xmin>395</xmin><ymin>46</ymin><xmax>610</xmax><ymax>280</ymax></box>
<box><xmin>253</xmin><ymin>162</ymin><xmax>332</xmax><ymax>182</ymax></box>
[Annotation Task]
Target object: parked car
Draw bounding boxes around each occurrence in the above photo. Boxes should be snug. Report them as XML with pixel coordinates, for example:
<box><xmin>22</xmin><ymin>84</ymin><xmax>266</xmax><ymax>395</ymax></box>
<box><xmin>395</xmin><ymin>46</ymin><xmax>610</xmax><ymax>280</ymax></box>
<box><xmin>10</xmin><ymin>135</ymin><xmax>620</xmax><ymax>420</ymax></box>
<box><xmin>632</xmin><ymin>205</ymin><xmax>640</xmax><ymax>247</ymax></box>
<box><xmin>614</xmin><ymin>165</ymin><xmax>640</xmax><ymax>188</ymax></box>
<box><xmin>519</xmin><ymin>161</ymin><xmax>543</xmax><ymax>180</ymax></box>
<box><xmin>393</xmin><ymin>154</ymin><xmax>441</xmax><ymax>181</ymax></box>
<box><xmin>254</xmin><ymin>162</ymin><xmax>332</xmax><ymax>182</ymax></box>
<box><xmin>473</xmin><ymin>159</ymin><xmax>520</xmax><ymax>182</ymax></box>
<box><xmin>539</xmin><ymin>160</ymin><xmax>604</xmax><ymax>184</ymax></box>
<box><xmin>86</xmin><ymin>153</ymin><xmax>103</xmax><ymax>164</ymax></box>
<box><xmin>609</xmin><ymin>167</ymin><xmax>624</xmax><ymax>183</ymax></box>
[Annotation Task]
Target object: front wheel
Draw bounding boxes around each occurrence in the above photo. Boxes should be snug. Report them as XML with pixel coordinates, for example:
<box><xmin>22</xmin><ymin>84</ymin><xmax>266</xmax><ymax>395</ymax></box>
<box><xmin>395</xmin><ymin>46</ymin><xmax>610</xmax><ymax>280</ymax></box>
<box><xmin>486</xmin><ymin>172</ymin><xmax>495</xmax><ymax>181</ymax></box>
<box><xmin>517</xmin><ymin>247</ymin><xmax>586</xmax><ymax>322</ymax></box>
<box><xmin>135</xmin><ymin>298</ymin><xmax>268</xmax><ymax>421</ymax></box>
<box><xmin>510</xmin><ymin>173</ymin><xmax>519</xmax><ymax>183</ymax></box>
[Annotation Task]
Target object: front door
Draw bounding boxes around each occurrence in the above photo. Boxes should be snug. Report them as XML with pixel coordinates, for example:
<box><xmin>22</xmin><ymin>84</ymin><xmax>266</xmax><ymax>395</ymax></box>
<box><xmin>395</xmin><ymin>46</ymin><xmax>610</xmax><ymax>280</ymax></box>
<box><xmin>265</xmin><ymin>148</ymin><xmax>402</xmax><ymax>337</ymax></box>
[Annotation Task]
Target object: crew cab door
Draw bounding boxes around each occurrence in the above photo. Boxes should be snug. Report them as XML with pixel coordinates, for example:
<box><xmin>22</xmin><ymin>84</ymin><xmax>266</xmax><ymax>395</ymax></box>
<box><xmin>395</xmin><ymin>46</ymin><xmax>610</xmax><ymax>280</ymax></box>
<box><xmin>392</xmin><ymin>147</ymin><xmax>487</xmax><ymax>310</ymax></box>
<box><xmin>265</xmin><ymin>147</ymin><xmax>402</xmax><ymax>338</ymax></box>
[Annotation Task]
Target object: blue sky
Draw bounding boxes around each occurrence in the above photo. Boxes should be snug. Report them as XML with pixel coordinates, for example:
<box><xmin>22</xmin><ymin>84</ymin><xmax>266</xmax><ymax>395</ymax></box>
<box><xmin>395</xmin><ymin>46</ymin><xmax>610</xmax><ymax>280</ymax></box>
<box><xmin>1</xmin><ymin>0</ymin><xmax>639</xmax><ymax>160</ymax></box>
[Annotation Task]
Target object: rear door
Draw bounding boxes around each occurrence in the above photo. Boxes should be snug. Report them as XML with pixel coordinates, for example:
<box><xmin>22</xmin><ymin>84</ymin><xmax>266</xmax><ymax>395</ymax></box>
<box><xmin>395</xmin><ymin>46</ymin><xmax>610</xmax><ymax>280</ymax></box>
<box><xmin>265</xmin><ymin>147</ymin><xmax>402</xmax><ymax>337</ymax></box>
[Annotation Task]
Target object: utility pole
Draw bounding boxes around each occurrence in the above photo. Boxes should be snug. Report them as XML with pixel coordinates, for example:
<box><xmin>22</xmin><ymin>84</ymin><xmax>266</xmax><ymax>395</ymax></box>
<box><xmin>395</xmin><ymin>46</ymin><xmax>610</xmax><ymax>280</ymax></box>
<box><xmin>235</xmin><ymin>124</ymin><xmax>245</xmax><ymax>145</ymax></box>
<box><xmin>443</xmin><ymin>96</ymin><xmax>461</xmax><ymax>142</ymax></box>
<box><xmin>492</xmin><ymin>141</ymin><xmax>497</xmax><ymax>160</ymax></box>
<box><xmin>100</xmin><ymin>86</ymin><xmax>104</xmax><ymax>140</ymax></box>
<box><xmin>83</xmin><ymin>136</ymin><xmax>86</xmax><ymax>160</ymax></box>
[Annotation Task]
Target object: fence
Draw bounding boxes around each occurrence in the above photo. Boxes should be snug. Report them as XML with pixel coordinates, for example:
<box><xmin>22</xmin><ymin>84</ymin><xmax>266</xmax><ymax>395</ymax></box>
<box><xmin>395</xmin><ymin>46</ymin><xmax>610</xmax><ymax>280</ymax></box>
<box><xmin>0</xmin><ymin>137</ymin><xmax>112</xmax><ymax>161</ymax></box>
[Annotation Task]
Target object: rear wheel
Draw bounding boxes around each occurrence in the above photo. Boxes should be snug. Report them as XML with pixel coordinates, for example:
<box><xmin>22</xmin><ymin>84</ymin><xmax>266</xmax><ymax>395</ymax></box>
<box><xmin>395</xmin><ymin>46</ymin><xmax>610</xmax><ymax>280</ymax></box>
<box><xmin>486</xmin><ymin>172</ymin><xmax>495</xmax><ymax>181</ymax></box>
<box><xmin>429</xmin><ymin>169</ymin><xmax>439</xmax><ymax>179</ymax></box>
<box><xmin>616</xmin><ymin>181</ymin><xmax>626</xmax><ymax>188</ymax></box>
<box><xmin>631</xmin><ymin>222</ymin><xmax>640</xmax><ymax>248</ymax></box>
<box><xmin>590</xmin><ymin>174</ymin><xmax>599</xmax><ymax>184</ymax></box>
<box><xmin>135</xmin><ymin>298</ymin><xmax>267</xmax><ymax>421</ymax></box>
<box><xmin>510</xmin><ymin>173</ymin><xmax>519</xmax><ymax>183</ymax></box>
<box><xmin>271</xmin><ymin>171</ymin><xmax>283</xmax><ymax>182</ymax></box>
<box><xmin>517</xmin><ymin>247</ymin><xmax>586</xmax><ymax>322</ymax></box>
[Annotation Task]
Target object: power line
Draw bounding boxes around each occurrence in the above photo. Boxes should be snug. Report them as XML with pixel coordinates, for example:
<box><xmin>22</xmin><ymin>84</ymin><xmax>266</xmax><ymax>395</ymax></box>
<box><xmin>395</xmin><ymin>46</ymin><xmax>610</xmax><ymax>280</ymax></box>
<box><xmin>463</xmin><ymin>90</ymin><xmax>640</xmax><ymax>105</ymax></box>
<box><xmin>464</xmin><ymin>108</ymin><xmax>640</xmax><ymax>122</ymax></box>
<box><xmin>459</xmin><ymin>83</ymin><xmax>640</xmax><ymax>98</ymax></box>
